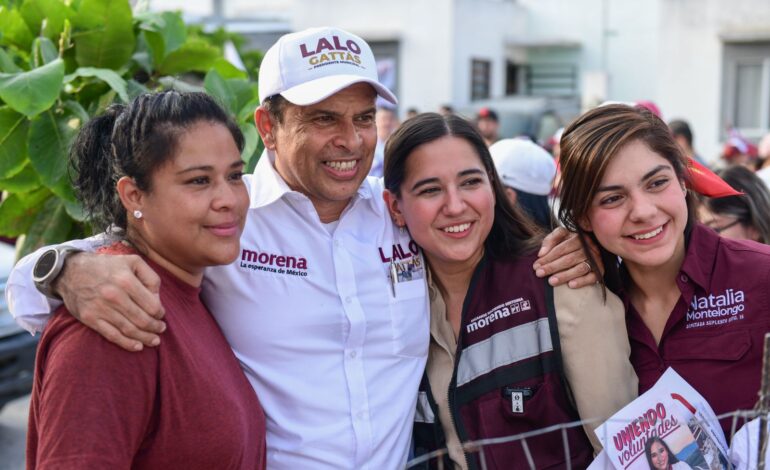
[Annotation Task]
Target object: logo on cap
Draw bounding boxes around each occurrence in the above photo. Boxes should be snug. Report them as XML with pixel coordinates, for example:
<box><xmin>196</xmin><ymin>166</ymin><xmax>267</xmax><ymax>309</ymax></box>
<box><xmin>299</xmin><ymin>35</ymin><xmax>364</xmax><ymax>70</ymax></box>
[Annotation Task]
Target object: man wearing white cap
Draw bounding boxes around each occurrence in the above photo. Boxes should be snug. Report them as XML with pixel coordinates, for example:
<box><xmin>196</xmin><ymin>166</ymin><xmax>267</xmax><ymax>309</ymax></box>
<box><xmin>8</xmin><ymin>27</ymin><xmax>593</xmax><ymax>469</ymax></box>
<box><xmin>490</xmin><ymin>138</ymin><xmax>557</xmax><ymax>230</ymax></box>
<box><xmin>9</xmin><ymin>27</ymin><xmax>427</xmax><ymax>469</ymax></box>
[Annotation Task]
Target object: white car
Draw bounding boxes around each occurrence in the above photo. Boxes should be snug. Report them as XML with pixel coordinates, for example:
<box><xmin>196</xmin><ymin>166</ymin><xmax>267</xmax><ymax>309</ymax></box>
<box><xmin>0</xmin><ymin>241</ymin><xmax>38</xmax><ymax>411</ymax></box>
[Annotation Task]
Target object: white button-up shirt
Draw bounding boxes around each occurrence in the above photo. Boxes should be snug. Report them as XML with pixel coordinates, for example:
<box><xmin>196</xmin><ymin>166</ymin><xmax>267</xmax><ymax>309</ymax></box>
<box><xmin>8</xmin><ymin>151</ymin><xmax>430</xmax><ymax>469</ymax></box>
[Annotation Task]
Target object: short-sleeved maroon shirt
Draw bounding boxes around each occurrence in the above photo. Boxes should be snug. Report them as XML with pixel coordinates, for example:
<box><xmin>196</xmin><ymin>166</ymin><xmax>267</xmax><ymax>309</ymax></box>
<box><xmin>27</xmin><ymin>244</ymin><xmax>266</xmax><ymax>469</ymax></box>
<box><xmin>625</xmin><ymin>223</ymin><xmax>770</xmax><ymax>440</ymax></box>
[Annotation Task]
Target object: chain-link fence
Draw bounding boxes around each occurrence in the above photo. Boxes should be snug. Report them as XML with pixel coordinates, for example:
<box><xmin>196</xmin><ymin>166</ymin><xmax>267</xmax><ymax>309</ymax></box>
<box><xmin>406</xmin><ymin>406</ymin><xmax>767</xmax><ymax>469</ymax></box>
<box><xmin>407</xmin><ymin>334</ymin><xmax>770</xmax><ymax>469</ymax></box>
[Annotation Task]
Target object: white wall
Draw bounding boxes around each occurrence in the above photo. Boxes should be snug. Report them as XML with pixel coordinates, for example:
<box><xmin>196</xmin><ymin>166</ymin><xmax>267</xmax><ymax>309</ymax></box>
<box><xmin>658</xmin><ymin>0</ymin><xmax>770</xmax><ymax>162</ymax></box>
<box><xmin>520</xmin><ymin>0</ymin><xmax>660</xmax><ymax>103</ymax></box>
<box><xmin>451</xmin><ymin>0</ymin><xmax>526</xmax><ymax>108</ymax></box>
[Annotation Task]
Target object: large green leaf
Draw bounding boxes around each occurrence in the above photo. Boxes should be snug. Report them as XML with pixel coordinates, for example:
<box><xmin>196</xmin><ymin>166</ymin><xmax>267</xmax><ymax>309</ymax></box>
<box><xmin>138</xmin><ymin>10</ymin><xmax>186</xmax><ymax>66</ymax></box>
<box><xmin>32</xmin><ymin>37</ymin><xmax>59</xmax><ymax>67</ymax></box>
<box><xmin>72</xmin><ymin>0</ymin><xmax>134</xmax><ymax>69</ymax></box>
<box><xmin>158</xmin><ymin>76</ymin><xmax>204</xmax><ymax>93</ymax></box>
<box><xmin>204</xmin><ymin>69</ymin><xmax>236</xmax><ymax>115</ymax></box>
<box><xmin>239</xmin><ymin>122</ymin><xmax>258</xmax><ymax>165</ymax></box>
<box><xmin>0</xmin><ymin>6</ymin><xmax>34</xmax><ymax>50</ymax></box>
<box><xmin>211</xmin><ymin>57</ymin><xmax>247</xmax><ymax>80</ymax></box>
<box><xmin>20</xmin><ymin>0</ymin><xmax>70</xmax><ymax>41</ymax></box>
<box><xmin>126</xmin><ymin>78</ymin><xmax>150</xmax><ymax>99</ymax></box>
<box><xmin>0</xmin><ymin>107</ymin><xmax>29</xmax><ymax>178</ymax></box>
<box><xmin>158</xmin><ymin>38</ymin><xmax>220</xmax><ymax>75</ymax></box>
<box><xmin>27</xmin><ymin>108</ymin><xmax>77</xmax><ymax>192</ymax></box>
<box><xmin>229</xmin><ymin>79</ymin><xmax>258</xmax><ymax>116</ymax></box>
<box><xmin>17</xmin><ymin>196</ymin><xmax>73</xmax><ymax>255</ymax></box>
<box><xmin>0</xmin><ymin>188</ymin><xmax>50</xmax><ymax>237</ymax></box>
<box><xmin>0</xmin><ymin>163</ymin><xmax>40</xmax><ymax>192</ymax></box>
<box><xmin>237</xmin><ymin>95</ymin><xmax>260</xmax><ymax>124</ymax></box>
<box><xmin>0</xmin><ymin>58</ymin><xmax>64</xmax><ymax>117</ymax></box>
<box><xmin>0</xmin><ymin>48</ymin><xmax>22</xmax><ymax>73</ymax></box>
<box><xmin>245</xmin><ymin>134</ymin><xmax>263</xmax><ymax>174</ymax></box>
<box><xmin>65</xmin><ymin>67</ymin><xmax>128</xmax><ymax>102</ymax></box>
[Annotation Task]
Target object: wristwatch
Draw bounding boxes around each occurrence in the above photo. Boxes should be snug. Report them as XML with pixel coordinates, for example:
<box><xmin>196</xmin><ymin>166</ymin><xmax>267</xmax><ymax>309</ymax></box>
<box><xmin>32</xmin><ymin>246</ymin><xmax>83</xmax><ymax>299</ymax></box>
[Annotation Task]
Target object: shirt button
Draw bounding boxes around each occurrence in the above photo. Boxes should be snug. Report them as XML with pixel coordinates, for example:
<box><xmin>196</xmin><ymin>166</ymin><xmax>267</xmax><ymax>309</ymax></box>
<box><xmin>349</xmin><ymin>350</ymin><xmax>357</xmax><ymax>358</ymax></box>
<box><xmin>680</xmin><ymin>274</ymin><xmax>688</xmax><ymax>282</ymax></box>
<box><xmin>334</xmin><ymin>239</ymin><xmax>341</xmax><ymax>247</ymax></box>
<box><xmin>345</xmin><ymin>296</ymin><xmax>352</xmax><ymax>303</ymax></box>
<box><xmin>357</xmin><ymin>411</ymin><xmax>365</xmax><ymax>420</ymax></box>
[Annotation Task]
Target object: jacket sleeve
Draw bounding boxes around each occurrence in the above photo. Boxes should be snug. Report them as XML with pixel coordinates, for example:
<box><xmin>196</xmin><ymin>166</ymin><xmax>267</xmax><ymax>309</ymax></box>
<box><xmin>6</xmin><ymin>235</ymin><xmax>108</xmax><ymax>334</ymax></box>
<box><xmin>553</xmin><ymin>283</ymin><xmax>638</xmax><ymax>454</ymax></box>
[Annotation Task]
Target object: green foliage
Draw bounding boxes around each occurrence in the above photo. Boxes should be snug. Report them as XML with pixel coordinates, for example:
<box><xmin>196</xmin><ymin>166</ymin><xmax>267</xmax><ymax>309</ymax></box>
<box><xmin>0</xmin><ymin>0</ymin><xmax>263</xmax><ymax>256</ymax></box>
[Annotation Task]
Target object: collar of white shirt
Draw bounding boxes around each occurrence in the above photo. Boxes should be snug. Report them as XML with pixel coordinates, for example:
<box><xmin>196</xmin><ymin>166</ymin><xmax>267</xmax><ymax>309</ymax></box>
<box><xmin>248</xmin><ymin>150</ymin><xmax>381</xmax><ymax>216</ymax></box>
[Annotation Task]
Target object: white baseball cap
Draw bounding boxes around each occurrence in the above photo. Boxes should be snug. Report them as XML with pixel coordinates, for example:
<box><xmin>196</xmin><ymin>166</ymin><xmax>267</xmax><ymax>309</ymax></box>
<box><xmin>258</xmin><ymin>27</ymin><xmax>398</xmax><ymax>106</ymax></box>
<box><xmin>489</xmin><ymin>138</ymin><xmax>557</xmax><ymax>196</ymax></box>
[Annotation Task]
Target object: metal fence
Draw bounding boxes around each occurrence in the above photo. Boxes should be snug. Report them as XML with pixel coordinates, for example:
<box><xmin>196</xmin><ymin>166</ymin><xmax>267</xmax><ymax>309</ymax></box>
<box><xmin>406</xmin><ymin>410</ymin><xmax>764</xmax><ymax>469</ymax></box>
<box><xmin>406</xmin><ymin>335</ymin><xmax>770</xmax><ymax>469</ymax></box>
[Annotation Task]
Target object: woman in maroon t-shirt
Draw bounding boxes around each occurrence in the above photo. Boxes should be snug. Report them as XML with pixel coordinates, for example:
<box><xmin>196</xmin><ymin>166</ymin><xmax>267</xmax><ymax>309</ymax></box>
<box><xmin>27</xmin><ymin>91</ymin><xmax>266</xmax><ymax>469</ymax></box>
<box><xmin>557</xmin><ymin>103</ymin><xmax>770</xmax><ymax>440</ymax></box>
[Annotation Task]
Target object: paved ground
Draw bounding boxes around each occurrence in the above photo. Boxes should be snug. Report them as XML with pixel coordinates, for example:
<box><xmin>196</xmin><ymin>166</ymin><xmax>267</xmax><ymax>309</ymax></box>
<box><xmin>0</xmin><ymin>394</ymin><xmax>29</xmax><ymax>470</ymax></box>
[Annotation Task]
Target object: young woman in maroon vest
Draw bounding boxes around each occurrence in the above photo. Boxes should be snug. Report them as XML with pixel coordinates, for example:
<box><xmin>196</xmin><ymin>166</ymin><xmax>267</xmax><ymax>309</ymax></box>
<box><xmin>557</xmin><ymin>103</ymin><xmax>770</xmax><ymax>441</ymax></box>
<box><xmin>382</xmin><ymin>113</ymin><xmax>637</xmax><ymax>469</ymax></box>
<box><xmin>27</xmin><ymin>92</ymin><xmax>266</xmax><ymax>469</ymax></box>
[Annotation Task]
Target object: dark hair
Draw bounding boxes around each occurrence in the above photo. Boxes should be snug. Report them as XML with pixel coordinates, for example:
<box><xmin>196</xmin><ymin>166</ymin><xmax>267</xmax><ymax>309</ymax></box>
<box><xmin>70</xmin><ymin>91</ymin><xmax>244</xmax><ymax>232</ymax></box>
<box><xmin>383</xmin><ymin>113</ymin><xmax>540</xmax><ymax>260</ymax></box>
<box><xmin>557</xmin><ymin>104</ymin><xmax>696</xmax><ymax>294</ymax></box>
<box><xmin>669</xmin><ymin>119</ymin><xmax>693</xmax><ymax>147</ymax></box>
<box><xmin>703</xmin><ymin>166</ymin><xmax>770</xmax><ymax>244</ymax></box>
<box><xmin>262</xmin><ymin>94</ymin><xmax>289</xmax><ymax>125</ymax></box>
<box><xmin>644</xmin><ymin>436</ymin><xmax>681</xmax><ymax>468</ymax></box>
<box><xmin>515</xmin><ymin>191</ymin><xmax>554</xmax><ymax>231</ymax></box>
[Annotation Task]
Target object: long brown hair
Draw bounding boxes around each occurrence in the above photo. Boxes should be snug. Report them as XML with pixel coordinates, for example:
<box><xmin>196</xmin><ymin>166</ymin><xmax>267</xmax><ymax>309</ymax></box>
<box><xmin>557</xmin><ymin>104</ymin><xmax>696</xmax><ymax>292</ymax></box>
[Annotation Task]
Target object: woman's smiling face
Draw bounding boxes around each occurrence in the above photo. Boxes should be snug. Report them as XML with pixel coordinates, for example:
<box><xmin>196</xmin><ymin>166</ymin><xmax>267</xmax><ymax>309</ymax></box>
<box><xmin>387</xmin><ymin>136</ymin><xmax>495</xmax><ymax>270</ymax></box>
<box><xmin>583</xmin><ymin>139</ymin><xmax>689</xmax><ymax>272</ymax></box>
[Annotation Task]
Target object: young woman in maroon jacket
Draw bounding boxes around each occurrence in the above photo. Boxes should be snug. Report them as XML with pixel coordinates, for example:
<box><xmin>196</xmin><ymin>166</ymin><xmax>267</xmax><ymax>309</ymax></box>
<box><xmin>27</xmin><ymin>91</ymin><xmax>266</xmax><ymax>469</ymax></box>
<box><xmin>557</xmin><ymin>103</ymin><xmax>770</xmax><ymax>441</ymax></box>
<box><xmin>382</xmin><ymin>113</ymin><xmax>637</xmax><ymax>469</ymax></box>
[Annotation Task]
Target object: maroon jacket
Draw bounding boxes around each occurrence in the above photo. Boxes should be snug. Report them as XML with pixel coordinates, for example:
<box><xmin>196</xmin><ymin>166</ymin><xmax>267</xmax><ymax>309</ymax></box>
<box><xmin>412</xmin><ymin>254</ymin><xmax>593</xmax><ymax>469</ymax></box>
<box><xmin>627</xmin><ymin>223</ymin><xmax>770</xmax><ymax>440</ymax></box>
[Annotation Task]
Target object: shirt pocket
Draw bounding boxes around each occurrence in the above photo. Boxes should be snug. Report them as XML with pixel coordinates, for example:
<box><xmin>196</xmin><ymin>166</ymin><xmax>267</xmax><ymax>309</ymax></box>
<box><xmin>664</xmin><ymin>329</ymin><xmax>751</xmax><ymax>362</ymax></box>
<box><xmin>476</xmin><ymin>378</ymin><xmax>588</xmax><ymax>469</ymax></box>
<box><xmin>388</xmin><ymin>279</ymin><xmax>429</xmax><ymax>358</ymax></box>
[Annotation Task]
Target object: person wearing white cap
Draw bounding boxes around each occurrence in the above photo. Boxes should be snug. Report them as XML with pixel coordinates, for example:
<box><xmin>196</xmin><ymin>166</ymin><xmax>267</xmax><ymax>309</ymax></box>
<box><xmin>490</xmin><ymin>138</ymin><xmax>557</xmax><ymax>230</ymax></box>
<box><xmin>7</xmin><ymin>26</ymin><xmax>597</xmax><ymax>469</ymax></box>
<box><xmin>9</xmin><ymin>26</ymin><xmax>422</xmax><ymax>470</ymax></box>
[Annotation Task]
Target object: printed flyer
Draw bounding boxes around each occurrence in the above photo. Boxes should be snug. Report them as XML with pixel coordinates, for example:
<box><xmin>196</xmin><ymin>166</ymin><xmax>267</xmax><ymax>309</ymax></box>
<box><xmin>590</xmin><ymin>368</ymin><xmax>729</xmax><ymax>470</ymax></box>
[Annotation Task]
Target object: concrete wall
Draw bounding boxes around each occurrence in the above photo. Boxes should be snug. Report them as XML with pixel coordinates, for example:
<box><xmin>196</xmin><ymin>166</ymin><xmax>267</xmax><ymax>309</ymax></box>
<box><xmin>519</xmin><ymin>0</ymin><xmax>660</xmax><ymax>103</ymax></box>
<box><xmin>451</xmin><ymin>0</ymin><xmax>526</xmax><ymax>108</ymax></box>
<box><xmin>658</xmin><ymin>0</ymin><xmax>770</xmax><ymax>162</ymax></box>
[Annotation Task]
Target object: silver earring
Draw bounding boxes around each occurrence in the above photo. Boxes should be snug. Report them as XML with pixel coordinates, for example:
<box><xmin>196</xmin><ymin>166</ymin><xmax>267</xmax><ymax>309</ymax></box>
<box><xmin>399</xmin><ymin>225</ymin><xmax>406</xmax><ymax>234</ymax></box>
<box><xmin>133</xmin><ymin>210</ymin><xmax>143</xmax><ymax>219</ymax></box>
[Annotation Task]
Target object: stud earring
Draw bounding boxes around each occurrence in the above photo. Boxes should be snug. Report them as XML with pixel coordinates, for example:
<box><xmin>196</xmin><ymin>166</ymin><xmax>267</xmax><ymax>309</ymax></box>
<box><xmin>133</xmin><ymin>210</ymin><xmax>143</xmax><ymax>219</ymax></box>
<box><xmin>399</xmin><ymin>225</ymin><xmax>406</xmax><ymax>234</ymax></box>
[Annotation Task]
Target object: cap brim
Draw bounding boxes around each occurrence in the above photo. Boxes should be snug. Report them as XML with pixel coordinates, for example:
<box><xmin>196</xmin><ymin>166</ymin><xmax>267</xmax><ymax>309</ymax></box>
<box><xmin>279</xmin><ymin>75</ymin><xmax>397</xmax><ymax>106</ymax></box>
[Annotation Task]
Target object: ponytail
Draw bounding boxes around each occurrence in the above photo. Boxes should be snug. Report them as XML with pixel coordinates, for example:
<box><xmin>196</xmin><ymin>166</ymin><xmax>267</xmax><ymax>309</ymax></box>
<box><xmin>70</xmin><ymin>104</ymin><xmax>127</xmax><ymax>232</ymax></box>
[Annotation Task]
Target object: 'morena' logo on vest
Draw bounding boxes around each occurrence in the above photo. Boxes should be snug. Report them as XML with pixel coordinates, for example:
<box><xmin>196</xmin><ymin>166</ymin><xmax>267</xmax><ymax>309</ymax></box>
<box><xmin>239</xmin><ymin>248</ymin><xmax>308</xmax><ymax>277</ymax></box>
<box><xmin>299</xmin><ymin>35</ymin><xmax>363</xmax><ymax>69</ymax></box>
<box><xmin>466</xmin><ymin>297</ymin><xmax>532</xmax><ymax>333</ymax></box>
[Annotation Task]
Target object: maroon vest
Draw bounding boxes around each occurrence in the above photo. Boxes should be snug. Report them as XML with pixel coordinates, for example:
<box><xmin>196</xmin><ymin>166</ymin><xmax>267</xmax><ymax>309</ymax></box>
<box><xmin>413</xmin><ymin>254</ymin><xmax>593</xmax><ymax>470</ymax></box>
